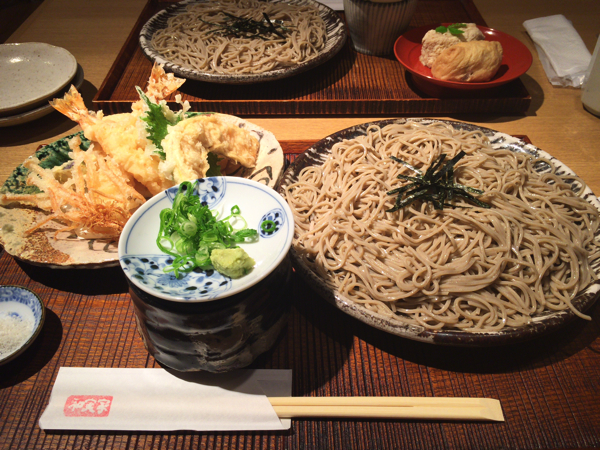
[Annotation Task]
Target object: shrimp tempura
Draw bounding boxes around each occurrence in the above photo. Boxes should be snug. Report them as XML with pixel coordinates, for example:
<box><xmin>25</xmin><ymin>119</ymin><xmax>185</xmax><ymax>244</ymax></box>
<box><xmin>50</xmin><ymin>64</ymin><xmax>185</xmax><ymax>195</ymax></box>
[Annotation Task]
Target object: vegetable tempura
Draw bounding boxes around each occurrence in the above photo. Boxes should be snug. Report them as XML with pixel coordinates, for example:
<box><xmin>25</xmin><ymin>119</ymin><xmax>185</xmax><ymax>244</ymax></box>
<box><xmin>0</xmin><ymin>63</ymin><xmax>261</xmax><ymax>241</ymax></box>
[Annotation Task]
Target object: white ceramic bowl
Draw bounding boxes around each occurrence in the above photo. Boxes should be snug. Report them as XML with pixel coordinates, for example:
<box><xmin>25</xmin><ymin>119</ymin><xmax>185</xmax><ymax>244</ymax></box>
<box><xmin>0</xmin><ymin>285</ymin><xmax>45</xmax><ymax>366</ymax></box>
<box><xmin>118</xmin><ymin>177</ymin><xmax>295</xmax><ymax>372</ymax></box>
<box><xmin>118</xmin><ymin>176</ymin><xmax>295</xmax><ymax>302</ymax></box>
<box><xmin>0</xmin><ymin>43</ymin><xmax>77</xmax><ymax>116</ymax></box>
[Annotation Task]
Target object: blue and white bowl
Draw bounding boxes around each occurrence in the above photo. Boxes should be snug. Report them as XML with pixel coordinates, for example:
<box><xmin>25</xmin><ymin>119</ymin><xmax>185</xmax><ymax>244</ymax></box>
<box><xmin>118</xmin><ymin>177</ymin><xmax>295</xmax><ymax>372</ymax></box>
<box><xmin>119</xmin><ymin>176</ymin><xmax>294</xmax><ymax>302</ymax></box>
<box><xmin>0</xmin><ymin>285</ymin><xmax>45</xmax><ymax>366</ymax></box>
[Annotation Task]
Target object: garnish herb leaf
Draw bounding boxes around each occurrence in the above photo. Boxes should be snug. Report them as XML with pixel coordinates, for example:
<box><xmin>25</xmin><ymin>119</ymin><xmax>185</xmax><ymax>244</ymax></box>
<box><xmin>136</xmin><ymin>87</ymin><xmax>181</xmax><ymax>160</ymax></box>
<box><xmin>386</xmin><ymin>151</ymin><xmax>491</xmax><ymax>212</ymax></box>
<box><xmin>435</xmin><ymin>23</ymin><xmax>467</xmax><ymax>36</ymax></box>
<box><xmin>136</xmin><ymin>90</ymin><xmax>222</xmax><ymax>174</ymax></box>
<box><xmin>206</xmin><ymin>153</ymin><xmax>223</xmax><ymax>177</ymax></box>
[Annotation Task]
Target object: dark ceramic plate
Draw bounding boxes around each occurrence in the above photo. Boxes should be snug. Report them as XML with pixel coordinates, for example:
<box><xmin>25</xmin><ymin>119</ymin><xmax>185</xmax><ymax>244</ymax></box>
<box><xmin>276</xmin><ymin>119</ymin><xmax>600</xmax><ymax>346</ymax></box>
<box><xmin>139</xmin><ymin>0</ymin><xmax>346</xmax><ymax>85</ymax></box>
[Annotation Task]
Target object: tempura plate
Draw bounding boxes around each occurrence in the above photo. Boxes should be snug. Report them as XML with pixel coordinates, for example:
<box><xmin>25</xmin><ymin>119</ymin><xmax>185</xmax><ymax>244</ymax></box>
<box><xmin>139</xmin><ymin>0</ymin><xmax>346</xmax><ymax>84</ymax></box>
<box><xmin>277</xmin><ymin>118</ymin><xmax>600</xmax><ymax>346</ymax></box>
<box><xmin>0</xmin><ymin>114</ymin><xmax>284</xmax><ymax>269</ymax></box>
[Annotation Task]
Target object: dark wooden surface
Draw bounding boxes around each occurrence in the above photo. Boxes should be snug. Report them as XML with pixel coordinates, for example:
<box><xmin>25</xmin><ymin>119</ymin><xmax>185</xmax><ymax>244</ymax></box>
<box><xmin>2</xmin><ymin>139</ymin><xmax>600</xmax><ymax>450</ymax></box>
<box><xmin>0</xmin><ymin>0</ymin><xmax>45</xmax><ymax>44</ymax></box>
<box><xmin>93</xmin><ymin>0</ymin><xmax>531</xmax><ymax>116</ymax></box>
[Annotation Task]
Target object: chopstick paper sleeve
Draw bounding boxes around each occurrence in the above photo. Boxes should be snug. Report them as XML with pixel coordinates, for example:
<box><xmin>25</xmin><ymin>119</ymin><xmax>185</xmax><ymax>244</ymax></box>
<box><xmin>39</xmin><ymin>368</ymin><xmax>292</xmax><ymax>431</ymax></box>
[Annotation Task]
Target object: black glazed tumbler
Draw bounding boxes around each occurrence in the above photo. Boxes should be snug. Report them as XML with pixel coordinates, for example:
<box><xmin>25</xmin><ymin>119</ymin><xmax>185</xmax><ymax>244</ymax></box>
<box><xmin>127</xmin><ymin>256</ymin><xmax>292</xmax><ymax>372</ymax></box>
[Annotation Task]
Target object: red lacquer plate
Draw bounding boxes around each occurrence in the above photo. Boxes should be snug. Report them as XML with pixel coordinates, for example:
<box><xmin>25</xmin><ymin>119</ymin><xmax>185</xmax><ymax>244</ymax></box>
<box><xmin>394</xmin><ymin>24</ymin><xmax>533</xmax><ymax>91</ymax></box>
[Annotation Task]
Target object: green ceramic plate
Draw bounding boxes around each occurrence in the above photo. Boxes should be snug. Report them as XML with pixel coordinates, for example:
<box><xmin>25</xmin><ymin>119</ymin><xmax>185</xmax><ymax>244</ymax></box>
<box><xmin>1</xmin><ymin>131</ymin><xmax>90</xmax><ymax>196</ymax></box>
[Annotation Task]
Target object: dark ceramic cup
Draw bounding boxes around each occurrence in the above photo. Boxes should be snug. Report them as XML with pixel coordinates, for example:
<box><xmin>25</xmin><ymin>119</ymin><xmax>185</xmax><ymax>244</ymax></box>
<box><xmin>127</xmin><ymin>256</ymin><xmax>291</xmax><ymax>372</ymax></box>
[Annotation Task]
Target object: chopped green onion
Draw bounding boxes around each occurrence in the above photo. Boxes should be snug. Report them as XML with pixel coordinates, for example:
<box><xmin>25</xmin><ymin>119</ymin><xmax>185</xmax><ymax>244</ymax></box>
<box><xmin>180</xmin><ymin>220</ymin><xmax>197</xmax><ymax>237</ymax></box>
<box><xmin>261</xmin><ymin>220</ymin><xmax>277</xmax><ymax>233</ymax></box>
<box><xmin>157</xmin><ymin>180</ymin><xmax>259</xmax><ymax>277</ymax></box>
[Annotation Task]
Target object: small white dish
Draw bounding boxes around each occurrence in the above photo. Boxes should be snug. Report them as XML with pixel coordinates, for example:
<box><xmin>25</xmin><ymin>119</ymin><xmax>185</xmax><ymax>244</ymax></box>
<box><xmin>0</xmin><ymin>64</ymin><xmax>84</xmax><ymax>128</ymax></box>
<box><xmin>119</xmin><ymin>177</ymin><xmax>295</xmax><ymax>302</ymax></box>
<box><xmin>0</xmin><ymin>285</ymin><xmax>46</xmax><ymax>366</ymax></box>
<box><xmin>0</xmin><ymin>42</ymin><xmax>77</xmax><ymax>117</ymax></box>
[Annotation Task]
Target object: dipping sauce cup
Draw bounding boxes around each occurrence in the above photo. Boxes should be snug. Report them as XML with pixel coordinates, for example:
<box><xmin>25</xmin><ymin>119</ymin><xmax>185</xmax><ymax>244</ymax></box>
<box><xmin>118</xmin><ymin>177</ymin><xmax>295</xmax><ymax>372</ymax></box>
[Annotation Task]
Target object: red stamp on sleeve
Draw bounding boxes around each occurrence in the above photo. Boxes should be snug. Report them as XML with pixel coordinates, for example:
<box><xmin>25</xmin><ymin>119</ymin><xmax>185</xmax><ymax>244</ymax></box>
<box><xmin>64</xmin><ymin>395</ymin><xmax>113</xmax><ymax>417</ymax></box>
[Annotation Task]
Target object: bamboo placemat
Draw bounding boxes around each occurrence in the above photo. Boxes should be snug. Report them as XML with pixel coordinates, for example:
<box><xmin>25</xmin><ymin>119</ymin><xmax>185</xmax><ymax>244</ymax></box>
<box><xmin>2</xmin><ymin>137</ymin><xmax>600</xmax><ymax>450</ymax></box>
<box><xmin>93</xmin><ymin>0</ymin><xmax>531</xmax><ymax>116</ymax></box>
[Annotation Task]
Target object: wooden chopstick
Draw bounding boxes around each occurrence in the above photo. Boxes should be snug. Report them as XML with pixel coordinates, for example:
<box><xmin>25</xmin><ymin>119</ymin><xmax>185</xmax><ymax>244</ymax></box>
<box><xmin>268</xmin><ymin>397</ymin><xmax>504</xmax><ymax>422</ymax></box>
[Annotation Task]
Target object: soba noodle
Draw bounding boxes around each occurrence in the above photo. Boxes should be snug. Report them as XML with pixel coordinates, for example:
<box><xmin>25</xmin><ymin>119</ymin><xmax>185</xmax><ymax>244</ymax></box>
<box><xmin>284</xmin><ymin>121</ymin><xmax>600</xmax><ymax>332</ymax></box>
<box><xmin>150</xmin><ymin>0</ymin><xmax>327</xmax><ymax>75</ymax></box>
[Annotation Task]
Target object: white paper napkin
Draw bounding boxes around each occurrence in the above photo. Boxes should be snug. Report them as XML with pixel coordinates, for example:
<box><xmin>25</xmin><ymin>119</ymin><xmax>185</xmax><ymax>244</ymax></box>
<box><xmin>39</xmin><ymin>368</ymin><xmax>292</xmax><ymax>431</ymax></box>
<box><xmin>523</xmin><ymin>14</ymin><xmax>592</xmax><ymax>88</ymax></box>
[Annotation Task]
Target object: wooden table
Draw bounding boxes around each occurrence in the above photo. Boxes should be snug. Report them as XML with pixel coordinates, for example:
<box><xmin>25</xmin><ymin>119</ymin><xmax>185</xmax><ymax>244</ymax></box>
<box><xmin>2</xmin><ymin>0</ymin><xmax>600</xmax><ymax>449</ymax></box>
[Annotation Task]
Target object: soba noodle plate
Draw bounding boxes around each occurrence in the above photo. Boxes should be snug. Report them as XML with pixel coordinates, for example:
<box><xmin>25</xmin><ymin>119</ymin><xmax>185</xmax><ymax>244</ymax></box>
<box><xmin>139</xmin><ymin>0</ymin><xmax>346</xmax><ymax>84</ymax></box>
<box><xmin>278</xmin><ymin>119</ymin><xmax>600</xmax><ymax>346</ymax></box>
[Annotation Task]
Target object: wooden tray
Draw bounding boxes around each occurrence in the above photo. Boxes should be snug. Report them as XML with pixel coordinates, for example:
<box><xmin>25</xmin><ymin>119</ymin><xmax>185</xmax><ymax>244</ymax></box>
<box><xmin>94</xmin><ymin>0</ymin><xmax>531</xmax><ymax>116</ymax></box>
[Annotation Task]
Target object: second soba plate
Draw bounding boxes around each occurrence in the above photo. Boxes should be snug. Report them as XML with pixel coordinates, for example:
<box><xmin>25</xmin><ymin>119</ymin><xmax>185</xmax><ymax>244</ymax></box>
<box><xmin>277</xmin><ymin>119</ymin><xmax>600</xmax><ymax>346</ymax></box>
<box><xmin>139</xmin><ymin>0</ymin><xmax>346</xmax><ymax>84</ymax></box>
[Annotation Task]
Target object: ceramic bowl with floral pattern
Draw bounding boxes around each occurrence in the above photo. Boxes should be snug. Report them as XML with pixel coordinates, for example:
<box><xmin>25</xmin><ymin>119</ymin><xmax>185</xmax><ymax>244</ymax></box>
<box><xmin>118</xmin><ymin>176</ymin><xmax>294</xmax><ymax>372</ymax></box>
